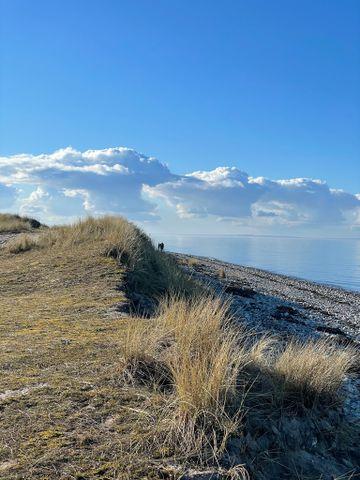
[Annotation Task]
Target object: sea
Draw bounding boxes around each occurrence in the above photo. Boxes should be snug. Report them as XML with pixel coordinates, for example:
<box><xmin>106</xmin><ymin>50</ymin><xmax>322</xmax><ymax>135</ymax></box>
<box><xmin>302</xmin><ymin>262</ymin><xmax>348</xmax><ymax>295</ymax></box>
<box><xmin>153</xmin><ymin>234</ymin><xmax>360</xmax><ymax>293</ymax></box>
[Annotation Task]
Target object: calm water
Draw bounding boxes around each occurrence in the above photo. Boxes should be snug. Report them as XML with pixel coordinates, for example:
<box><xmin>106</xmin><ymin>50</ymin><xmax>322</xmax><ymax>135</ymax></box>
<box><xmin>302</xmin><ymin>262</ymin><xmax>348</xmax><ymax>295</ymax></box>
<box><xmin>153</xmin><ymin>235</ymin><xmax>360</xmax><ymax>292</ymax></box>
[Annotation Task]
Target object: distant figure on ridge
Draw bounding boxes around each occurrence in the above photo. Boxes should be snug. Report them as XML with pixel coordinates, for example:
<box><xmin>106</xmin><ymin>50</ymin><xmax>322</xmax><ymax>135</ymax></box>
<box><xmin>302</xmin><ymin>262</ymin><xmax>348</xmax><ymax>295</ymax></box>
<box><xmin>158</xmin><ymin>242</ymin><xmax>164</xmax><ymax>252</ymax></box>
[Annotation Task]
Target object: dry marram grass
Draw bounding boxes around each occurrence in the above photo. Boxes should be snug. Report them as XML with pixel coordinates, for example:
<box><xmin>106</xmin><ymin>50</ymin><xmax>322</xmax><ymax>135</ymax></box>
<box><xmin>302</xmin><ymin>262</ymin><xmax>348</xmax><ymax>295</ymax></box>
<box><xmin>119</xmin><ymin>295</ymin><xmax>250</xmax><ymax>459</ymax></box>
<box><xmin>0</xmin><ymin>213</ymin><xmax>41</xmax><ymax>233</ymax></box>
<box><xmin>6</xmin><ymin>215</ymin><xmax>197</xmax><ymax>297</ymax></box>
<box><xmin>6</xmin><ymin>233</ymin><xmax>36</xmax><ymax>253</ymax></box>
<box><xmin>0</xmin><ymin>214</ymin><xmax>356</xmax><ymax>478</ymax></box>
<box><xmin>272</xmin><ymin>340</ymin><xmax>355</xmax><ymax>405</ymax></box>
<box><xmin>119</xmin><ymin>293</ymin><xmax>355</xmax><ymax>461</ymax></box>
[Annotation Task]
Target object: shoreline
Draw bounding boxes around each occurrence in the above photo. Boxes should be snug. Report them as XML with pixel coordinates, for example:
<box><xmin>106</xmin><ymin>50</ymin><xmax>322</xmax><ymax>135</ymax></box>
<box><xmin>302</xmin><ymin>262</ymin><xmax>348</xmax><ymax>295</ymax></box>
<box><xmin>174</xmin><ymin>252</ymin><xmax>360</xmax><ymax>348</ymax></box>
<box><xmin>176</xmin><ymin>252</ymin><xmax>360</xmax><ymax>294</ymax></box>
<box><xmin>174</xmin><ymin>252</ymin><xmax>360</xmax><ymax>424</ymax></box>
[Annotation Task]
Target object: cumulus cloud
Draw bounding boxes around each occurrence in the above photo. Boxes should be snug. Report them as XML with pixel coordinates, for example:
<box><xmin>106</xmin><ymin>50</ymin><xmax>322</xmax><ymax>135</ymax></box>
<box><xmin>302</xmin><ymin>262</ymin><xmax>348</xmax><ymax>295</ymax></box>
<box><xmin>0</xmin><ymin>146</ymin><xmax>359</xmax><ymax>233</ymax></box>
<box><xmin>0</xmin><ymin>146</ymin><xmax>174</xmax><ymax>222</ymax></box>
<box><xmin>145</xmin><ymin>166</ymin><xmax>360</xmax><ymax>229</ymax></box>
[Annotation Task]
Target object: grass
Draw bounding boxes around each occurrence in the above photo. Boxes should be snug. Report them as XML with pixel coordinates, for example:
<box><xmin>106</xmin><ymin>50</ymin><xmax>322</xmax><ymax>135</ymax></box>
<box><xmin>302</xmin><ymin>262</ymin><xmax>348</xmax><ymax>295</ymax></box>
<box><xmin>157</xmin><ymin>296</ymin><xmax>243</xmax><ymax>417</ymax></box>
<box><xmin>219</xmin><ymin>268</ymin><xmax>226</xmax><ymax>278</ymax></box>
<box><xmin>0</xmin><ymin>216</ymin><xmax>201</xmax><ymax>478</ymax></box>
<box><xmin>187</xmin><ymin>257</ymin><xmax>200</xmax><ymax>266</ymax></box>
<box><xmin>0</xmin><ymin>216</ymin><xmax>203</xmax><ymax>478</ymax></box>
<box><xmin>272</xmin><ymin>340</ymin><xmax>356</xmax><ymax>407</ymax></box>
<box><xmin>0</xmin><ymin>215</ymin><xmax>357</xmax><ymax>479</ymax></box>
<box><xmin>0</xmin><ymin>213</ymin><xmax>42</xmax><ymax>233</ymax></box>
<box><xmin>118</xmin><ymin>295</ymin><xmax>249</xmax><ymax>462</ymax></box>
<box><xmin>5</xmin><ymin>216</ymin><xmax>196</xmax><ymax>298</ymax></box>
<box><xmin>119</xmin><ymin>294</ymin><xmax>356</xmax><ymax>463</ymax></box>
<box><xmin>6</xmin><ymin>233</ymin><xmax>36</xmax><ymax>253</ymax></box>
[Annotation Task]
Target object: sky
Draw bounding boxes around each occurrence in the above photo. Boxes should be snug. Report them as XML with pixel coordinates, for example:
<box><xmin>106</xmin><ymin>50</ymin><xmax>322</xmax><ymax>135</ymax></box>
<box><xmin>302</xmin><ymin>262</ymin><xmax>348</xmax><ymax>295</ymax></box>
<box><xmin>0</xmin><ymin>0</ymin><xmax>359</xmax><ymax>236</ymax></box>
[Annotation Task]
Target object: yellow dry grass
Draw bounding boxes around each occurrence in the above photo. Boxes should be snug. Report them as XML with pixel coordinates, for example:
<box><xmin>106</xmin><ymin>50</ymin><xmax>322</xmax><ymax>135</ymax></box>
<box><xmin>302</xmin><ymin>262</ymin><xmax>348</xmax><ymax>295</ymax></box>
<box><xmin>0</xmin><ymin>213</ymin><xmax>41</xmax><ymax>233</ymax></box>
<box><xmin>5</xmin><ymin>216</ymin><xmax>196</xmax><ymax>297</ymax></box>
<box><xmin>118</xmin><ymin>295</ymin><xmax>249</xmax><ymax>461</ymax></box>
<box><xmin>0</xmin><ymin>215</ymin><xmax>356</xmax><ymax>479</ymax></box>
<box><xmin>157</xmin><ymin>296</ymin><xmax>243</xmax><ymax>416</ymax></box>
<box><xmin>6</xmin><ymin>233</ymin><xmax>35</xmax><ymax>253</ymax></box>
<box><xmin>0</xmin><ymin>217</ymin><xmax>196</xmax><ymax>479</ymax></box>
<box><xmin>273</xmin><ymin>340</ymin><xmax>355</xmax><ymax>405</ymax></box>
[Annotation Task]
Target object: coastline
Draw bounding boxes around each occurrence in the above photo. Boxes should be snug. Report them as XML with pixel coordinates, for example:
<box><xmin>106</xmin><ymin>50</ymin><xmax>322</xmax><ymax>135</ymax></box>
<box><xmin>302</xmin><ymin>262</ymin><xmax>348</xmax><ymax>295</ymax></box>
<box><xmin>175</xmin><ymin>252</ymin><xmax>360</xmax><ymax>426</ymax></box>
<box><xmin>174</xmin><ymin>252</ymin><xmax>360</xmax><ymax>348</ymax></box>
<box><xmin>1</xmin><ymin>227</ymin><xmax>359</xmax><ymax>477</ymax></box>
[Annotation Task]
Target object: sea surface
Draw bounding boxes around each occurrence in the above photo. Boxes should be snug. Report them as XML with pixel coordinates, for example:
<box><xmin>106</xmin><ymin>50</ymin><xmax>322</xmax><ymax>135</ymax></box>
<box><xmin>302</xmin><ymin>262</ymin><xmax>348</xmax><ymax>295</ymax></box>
<box><xmin>153</xmin><ymin>234</ymin><xmax>360</xmax><ymax>292</ymax></box>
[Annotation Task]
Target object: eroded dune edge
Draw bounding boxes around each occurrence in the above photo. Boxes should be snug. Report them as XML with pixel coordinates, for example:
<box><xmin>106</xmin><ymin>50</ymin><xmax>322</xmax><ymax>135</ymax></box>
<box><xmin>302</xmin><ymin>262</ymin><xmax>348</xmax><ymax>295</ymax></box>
<box><xmin>0</xmin><ymin>216</ymin><xmax>359</xmax><ymax>479</ymax></box>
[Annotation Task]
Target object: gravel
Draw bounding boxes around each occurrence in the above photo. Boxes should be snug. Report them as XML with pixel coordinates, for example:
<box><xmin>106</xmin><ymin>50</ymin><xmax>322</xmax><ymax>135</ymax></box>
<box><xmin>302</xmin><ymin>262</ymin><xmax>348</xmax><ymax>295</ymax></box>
<box><xmin>174</xmin><ymin>253</ymin><xmax>360</xmax><ymax>347</ymax></box>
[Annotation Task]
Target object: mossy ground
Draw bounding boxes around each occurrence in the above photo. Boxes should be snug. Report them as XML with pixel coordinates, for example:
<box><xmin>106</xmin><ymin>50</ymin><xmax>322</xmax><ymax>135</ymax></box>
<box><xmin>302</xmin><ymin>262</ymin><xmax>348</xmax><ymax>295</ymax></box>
<box><xmin>0</xmin><ymin>240</ymin><xmax>176</xmax><ymax>479</ymax></box>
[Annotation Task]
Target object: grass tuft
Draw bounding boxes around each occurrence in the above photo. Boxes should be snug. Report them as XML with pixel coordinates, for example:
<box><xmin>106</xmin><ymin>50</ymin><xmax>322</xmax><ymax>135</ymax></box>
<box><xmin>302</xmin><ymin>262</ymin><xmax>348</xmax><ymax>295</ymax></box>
<box><xmin>120</xmin><ymin>295</ymin><xmax>251</xmax><ymax>459</ymax></box>
<box><xmin>160</xmin><ymin>296</ymin><xmax>243</xmax><ymax>418</ymax></box>
<box><xmin>0</xmin><ymin>213</ymin><xmax>42</xmax><ymax>232</ymax></box>
<box><xmin>272</xmin><ymin>340</ymin><xmax>356</xmax><ymax>406</ymax></box>
<box><xmin>6</xmin><ymin>233</ymin><xmax>37</xmax><ymax>253</ymax></box>
<box><xmin>219</xmin><ymin>268</ymin><xmax>226</xmax><ymax>278</ymax></box>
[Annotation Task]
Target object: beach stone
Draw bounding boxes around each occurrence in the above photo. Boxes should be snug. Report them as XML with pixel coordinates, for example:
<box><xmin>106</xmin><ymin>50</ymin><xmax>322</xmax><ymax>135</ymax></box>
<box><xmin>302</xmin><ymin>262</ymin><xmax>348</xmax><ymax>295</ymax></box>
<box><xmin>224</xmin><ymin>283</ymin><xmax>256</xmax><ymax>298</ymax></box>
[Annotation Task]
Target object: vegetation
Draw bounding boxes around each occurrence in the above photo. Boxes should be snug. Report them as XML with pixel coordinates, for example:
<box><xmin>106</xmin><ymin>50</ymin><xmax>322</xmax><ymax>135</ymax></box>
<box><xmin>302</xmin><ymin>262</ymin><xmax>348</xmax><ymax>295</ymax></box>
<box><xmin>6</xmin><ymin>233</ymin><xmax>36</xmax><ymax>253</ymax></box>
<box><xmin>0</xmin><ymin>213</ymin><xmax>42</xmax><ymax>233</ymax></box>
<box><xmin>219</xmin><ymin>267</ymin><xmax>226</xmax><ymax>278</ymax></box>
<box><xmin>5</xmin><ymin>216</ymin><xmax>196</xmax><ymax>297</ymax></box>
<box><xmin>0</xmin><ymin>215</ymin><xmax>357</xmax><ymax>479</ymax></box>
<box><xmin>120</xmin><ymin>296</ymin><xmax>356</xmax><ymax>461</ymax></box>
<box><xmin>272</xmin><ymin>339</ymin><xmax>355</xmax><ymax>406</ymax></box>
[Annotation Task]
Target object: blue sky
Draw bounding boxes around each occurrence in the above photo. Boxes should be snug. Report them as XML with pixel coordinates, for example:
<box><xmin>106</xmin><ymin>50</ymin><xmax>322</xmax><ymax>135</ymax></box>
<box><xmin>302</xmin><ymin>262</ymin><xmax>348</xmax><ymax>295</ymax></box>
<box><xmin>1</xmin><ymin>0</ymin><xmax>359</xmax><ymax>191</ymax></box>
<box><xmin>0</xmin><ymin>1</ymin><xmax>359</xmax><ymax>235</ymax></box>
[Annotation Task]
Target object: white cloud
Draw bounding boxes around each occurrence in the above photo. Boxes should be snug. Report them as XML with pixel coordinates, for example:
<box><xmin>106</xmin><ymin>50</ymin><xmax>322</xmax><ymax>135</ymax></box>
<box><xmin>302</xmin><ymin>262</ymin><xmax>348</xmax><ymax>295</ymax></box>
<box><xmin>145</xmin><ymin>167</ymin><xmax>360</xmax><ymax>229</ymax></box>
<box><xmin>0</xmin><ymin>147</ymin><xmax>359</xmax><ymax>234</ymax></box>
<box><xmin>0</xmin><ymin>146</ymin><xmax>174</xmax><ymax>222</ymax></box>
<box><xmin>63</xmin><ymin>189</ymin><xmax>94</xmax><ymax>212</ymax></box>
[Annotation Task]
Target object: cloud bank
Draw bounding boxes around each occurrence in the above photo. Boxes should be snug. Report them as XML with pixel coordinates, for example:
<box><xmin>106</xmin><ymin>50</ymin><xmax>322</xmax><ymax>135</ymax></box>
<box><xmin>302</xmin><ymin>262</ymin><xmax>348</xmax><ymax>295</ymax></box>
<box><xmin>0</xmin><ymin>146</ymin><xmax>359</xmax><ymax>234</ymax></box>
